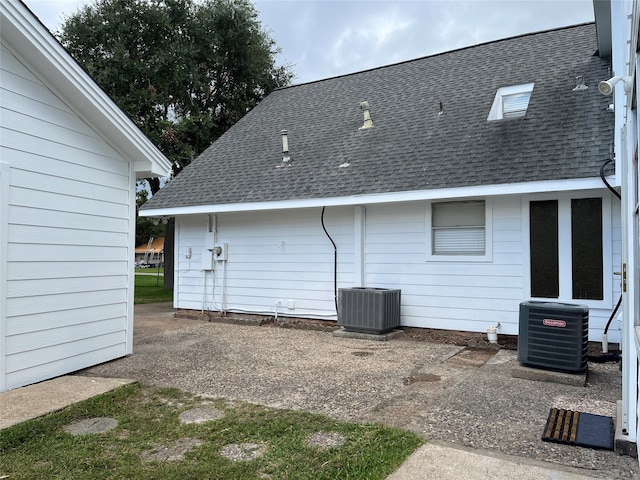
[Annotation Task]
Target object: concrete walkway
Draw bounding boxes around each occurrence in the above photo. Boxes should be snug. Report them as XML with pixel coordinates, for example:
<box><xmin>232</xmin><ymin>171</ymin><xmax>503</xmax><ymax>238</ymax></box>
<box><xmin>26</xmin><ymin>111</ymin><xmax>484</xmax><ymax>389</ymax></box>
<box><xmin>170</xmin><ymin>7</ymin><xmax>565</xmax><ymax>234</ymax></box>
<box><xmin>0</xmin><ymin>375</ymin><xmax>134</xmax><ymax>430</ymax></box>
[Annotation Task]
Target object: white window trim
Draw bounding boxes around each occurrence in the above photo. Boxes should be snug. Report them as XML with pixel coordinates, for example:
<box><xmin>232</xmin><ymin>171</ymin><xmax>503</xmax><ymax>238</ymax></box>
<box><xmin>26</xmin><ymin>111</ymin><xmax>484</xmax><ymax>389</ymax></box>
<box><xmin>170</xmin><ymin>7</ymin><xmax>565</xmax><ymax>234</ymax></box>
<box><xmin>487</xmin><ymin>83</ymin><xmax>534</xmax><ymax>121</ymax></box>
<box><xmin>426</xmin><ymin>199</ymin><xmax>493</xmax><ymax>262</ymax></box>
<box><xmin>522</xmin><ymin>192</ymin><xmax>613</xmax><ymax>309</ymax></box>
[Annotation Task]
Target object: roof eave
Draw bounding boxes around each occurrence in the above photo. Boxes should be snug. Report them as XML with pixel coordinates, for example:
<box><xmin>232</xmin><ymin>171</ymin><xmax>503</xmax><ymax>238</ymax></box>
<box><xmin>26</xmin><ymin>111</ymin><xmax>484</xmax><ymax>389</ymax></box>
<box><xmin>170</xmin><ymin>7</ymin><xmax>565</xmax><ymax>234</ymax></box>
<box><xmin>140</xmin><ymin>177</ymin><xmax>612</xmax><ymax>217</ymax></box>
<box><xmin>1</xmin><ymin>0</ymin><xmax>172</xmax><ymax>178</ymax></box>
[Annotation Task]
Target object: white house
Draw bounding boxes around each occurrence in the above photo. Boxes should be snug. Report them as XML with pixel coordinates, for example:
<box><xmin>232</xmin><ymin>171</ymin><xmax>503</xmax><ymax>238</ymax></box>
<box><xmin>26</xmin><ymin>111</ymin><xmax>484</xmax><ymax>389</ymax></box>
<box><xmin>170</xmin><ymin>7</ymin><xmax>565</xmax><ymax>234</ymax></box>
<box><xmin>141</xmin><ymin>23</ymin><xmax>620</xmax><ymax>345</ymax></box>
<box><xmin>0</xmin><ymin>0</ymin><xmax>172</xmax><ymax>392</ymax></box>
<box><xmin>594</xmin><ymin>0</ymin><xmax>640</xmax><ymax>459</ymax></box>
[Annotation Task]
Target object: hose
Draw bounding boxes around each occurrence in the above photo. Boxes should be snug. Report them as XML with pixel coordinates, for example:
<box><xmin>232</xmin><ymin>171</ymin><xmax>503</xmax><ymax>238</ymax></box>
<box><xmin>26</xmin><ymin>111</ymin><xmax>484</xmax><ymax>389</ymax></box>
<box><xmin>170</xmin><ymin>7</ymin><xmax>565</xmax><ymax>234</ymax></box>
<box><xmin>321</xmin><ymin>207</ymin><xmax>338</xmax><ymax>313</ymax></box>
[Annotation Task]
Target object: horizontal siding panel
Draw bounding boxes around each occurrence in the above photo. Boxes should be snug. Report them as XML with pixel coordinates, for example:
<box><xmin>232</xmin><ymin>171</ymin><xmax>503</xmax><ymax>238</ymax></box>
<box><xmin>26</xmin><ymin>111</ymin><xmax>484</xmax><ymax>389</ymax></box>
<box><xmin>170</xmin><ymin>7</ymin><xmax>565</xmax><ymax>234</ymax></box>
<box><xmin>6</xmin><ymin>332</ymin><xmax>125</xmax><ymax>373</ymax></box>
<box><xmin>7</xmin><ymin>261</ymin><xmax>127</xmax><ymax>280</ymax></box>
<box><xmin>6</xmin><ymin>275</ymin><xmax>127</xmax><ymax>298</ymax></box>
<box><xmin>8</xmin><ymin>224</ymin><xmax>128</xmax><ymax>247</ymax></box>
<box><xmin>1</xmin><ymin>53</ymin><xmax>71</xmax><ymax>110</ymax></box>
<box><xmin>230</xmin><ymin>259</ymin><xmax>342</xmax><ymax>272</ymax></box>
<box><xmin>1</xmin><ymin>110</ymin><xmax>124</xmax><ymax>161</ymax></box>
<box><xmin>10</xmin><ymin>186</ymin><xmax>129</xmax><ymax>218</ymax></box>
<box><xmin>365</xmin><ymin>273</ymin><xmax>522</xmax><ymax>289</ymax></box>
<box><xmin>401</xmin><ymin>315</ymin><xmax>519</xmax><ymax>335</ymax></box>
<box><xmin>221</xmin><ymin>242</ymin><xmax>347</xmax><ymax>256</ymax></box>
<box><xmin>420</xmin><ymin>263</ymin><xmax>521</xmax><ymax>276</ymax></box>
<box><xmin>396</xmin><ymin>283</ymin><xmax>523</xmax><ymax>300</ymax></box>
<box><xmin>5</xmin><ymin>289</ymin><xmax>127</xmax><ymax>317</ymax></box>
<box><xmin>2</xmin><ymin>85</ymin><xmax>99</xmax><ymax>139</ymax></box>
<box><xmin>10</xmin><ymin>168</ymin><xmax>128</xmax><ymax>205</ymax></box>
<box><xmin>6</xmin><ymin>317</ymin><xmax>126</xmax><ymax>355</ymax></box>
<box><xmin>401</xmin><ymin>295</ymin><xmax>518</xmax><ymax>312</ymax></box>
<box><xmin>5</xmin><ymin>344</ymin><xmax>127</xmax><ymax>391</ymax></box>
<box><xmin>1</xmin><ymin>130</ymin><xmax>128</xmax><ymax>175</ymax></box>
<box><xmin>9</xmin><ymin>205</ymin><xmax>128</xmax><ymax>233</ymax></box>
<box><xmin>8</xmin><ymin>149</ymin><xmax>129</xmax><ymax>190</ymax></box>
<box><xmin>7</xmin><ymin>243</ymin><xmax>126</xmax><ymax>263</ymax></box>
<box><xmin>6</xmin><ymin>303</ymin><xmax>128</xmax><ymax>335</ymax></box>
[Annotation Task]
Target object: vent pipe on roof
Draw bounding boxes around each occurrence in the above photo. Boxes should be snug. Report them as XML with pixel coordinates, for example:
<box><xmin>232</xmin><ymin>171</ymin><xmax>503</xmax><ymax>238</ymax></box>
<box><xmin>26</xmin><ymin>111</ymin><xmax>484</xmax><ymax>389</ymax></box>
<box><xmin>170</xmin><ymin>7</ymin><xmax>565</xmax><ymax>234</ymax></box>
<box><xmin>573</xmin><ymin>75</ymin><xmax>588</xmax><ymax>91</ymax></box>
<box><xmin>281</xmin><ymin>130</ymin><xmax>291</xmax><ymax>163</ymax></box>
<box><xmin>359</xmin><ymin>101</ymin><xmax>374</xmax><ymax>130</ymax></box>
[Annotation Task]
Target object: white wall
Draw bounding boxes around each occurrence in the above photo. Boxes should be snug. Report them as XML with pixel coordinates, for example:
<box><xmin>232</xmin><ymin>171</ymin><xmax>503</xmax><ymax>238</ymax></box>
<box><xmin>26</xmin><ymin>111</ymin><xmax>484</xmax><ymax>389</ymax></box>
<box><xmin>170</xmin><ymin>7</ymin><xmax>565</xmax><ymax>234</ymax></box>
<box><xmin>175</xmin><ymin>207</ymin><xmax>354</xmax><ymax>317</ymax></box>
<box><xmin>175</xmin><ymin>193</ymin><xmax>621</xmax><ymax>342</ymax></box>
<box><xmin>1</xmin><ymin>43</ymin><xmax>133</xmax><ymax>391</ymax></box>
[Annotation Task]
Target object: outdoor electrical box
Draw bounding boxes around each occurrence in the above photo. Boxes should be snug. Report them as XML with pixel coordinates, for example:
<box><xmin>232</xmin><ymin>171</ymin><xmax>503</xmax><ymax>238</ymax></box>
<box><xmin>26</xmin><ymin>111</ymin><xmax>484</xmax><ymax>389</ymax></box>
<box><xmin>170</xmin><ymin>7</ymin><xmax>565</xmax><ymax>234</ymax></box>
<box><xmin>202</xmin><ymin>249</ymin><xmax>214</xmax><ymax>271</ymax></box>
<box><xmin>213</xmin><ymin>243</ymin><xmax>228</xmax><ymax>261</ymax></box>
<box><xmin>517</xmin><ymin>301</ymin><xmax>588</xmax><ymax>373</ymax></box>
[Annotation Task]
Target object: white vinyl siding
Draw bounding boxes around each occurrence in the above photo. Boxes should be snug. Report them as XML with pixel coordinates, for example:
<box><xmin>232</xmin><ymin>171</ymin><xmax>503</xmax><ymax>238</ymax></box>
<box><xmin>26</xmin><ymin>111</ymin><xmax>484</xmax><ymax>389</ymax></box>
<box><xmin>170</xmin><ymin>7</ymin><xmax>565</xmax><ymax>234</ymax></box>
<box><xmin>1</xmin><ymin>43</ymin><xmax>133</xmax><ymax>391</ymax></box>
<box><xmin>172</xmin><ymin>195</ymin><xmax>621</xmax><ymax>343</ymax></box>
<box><xmin>175</xmin><ymin>208</ymin><xmax>354</xmax><ymax>318</ymax></box>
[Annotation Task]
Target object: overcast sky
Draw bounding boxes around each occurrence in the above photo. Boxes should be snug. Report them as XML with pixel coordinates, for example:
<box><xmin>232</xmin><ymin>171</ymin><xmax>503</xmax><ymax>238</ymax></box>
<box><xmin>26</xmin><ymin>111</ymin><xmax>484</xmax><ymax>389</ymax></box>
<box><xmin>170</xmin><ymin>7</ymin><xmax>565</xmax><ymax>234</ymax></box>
<box><xmin>24</xmin><ymin>0</ymin><xmax>596</xmax><ymax>85</ymax></box>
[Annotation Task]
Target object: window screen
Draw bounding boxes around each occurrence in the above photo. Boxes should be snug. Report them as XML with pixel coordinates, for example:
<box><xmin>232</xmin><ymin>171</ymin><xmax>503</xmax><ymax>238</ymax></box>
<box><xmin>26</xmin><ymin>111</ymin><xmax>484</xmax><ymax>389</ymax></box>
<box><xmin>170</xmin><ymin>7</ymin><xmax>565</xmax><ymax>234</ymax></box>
<box><xmin>432</xmin><ymin>201</ymin><xmax>485</xmax><ymax>255</ymax></box>
<box><xmin>530</xmin><ymin>200</ymin><xmax>559</xmax><ymax>298</ymax></box>
<box><xmin>571</xmin><ymin>198</ymin><xmax>603</xmax><ymax>300</ymax></box>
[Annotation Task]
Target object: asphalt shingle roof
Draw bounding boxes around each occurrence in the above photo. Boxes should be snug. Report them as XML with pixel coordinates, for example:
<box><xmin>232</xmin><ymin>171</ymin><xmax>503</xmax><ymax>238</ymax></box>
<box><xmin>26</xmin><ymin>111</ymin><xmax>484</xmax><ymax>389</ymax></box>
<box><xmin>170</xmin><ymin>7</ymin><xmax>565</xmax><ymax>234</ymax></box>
<box><xmin>143</xmin><ymin>23</ymin><xmax>613</xmax><ymax>211</ymax></box>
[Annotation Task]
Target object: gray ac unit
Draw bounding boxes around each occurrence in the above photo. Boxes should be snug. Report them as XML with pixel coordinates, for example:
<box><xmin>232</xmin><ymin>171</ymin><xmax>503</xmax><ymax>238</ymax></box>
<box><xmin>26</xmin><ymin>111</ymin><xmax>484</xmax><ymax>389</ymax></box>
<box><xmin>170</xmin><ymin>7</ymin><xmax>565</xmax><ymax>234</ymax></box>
<box><xmin>338</xmin><ymin>288</ymin><xmax>401</xmax><ymax>334</ymax></box>
<box><xmin>518</xmin><ymin>301</ymin><xmax>589</xmax><ymax>373</ymax></box>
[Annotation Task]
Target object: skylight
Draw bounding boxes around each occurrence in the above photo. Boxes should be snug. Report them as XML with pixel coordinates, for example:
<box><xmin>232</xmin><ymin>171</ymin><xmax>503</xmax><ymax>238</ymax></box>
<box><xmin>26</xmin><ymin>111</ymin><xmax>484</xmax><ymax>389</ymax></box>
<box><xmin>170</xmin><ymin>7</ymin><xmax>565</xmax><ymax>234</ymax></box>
<box><xmin>487</xmin><ymin>83</ymin><xmax>534</xmax><ymax>121</ymax></box>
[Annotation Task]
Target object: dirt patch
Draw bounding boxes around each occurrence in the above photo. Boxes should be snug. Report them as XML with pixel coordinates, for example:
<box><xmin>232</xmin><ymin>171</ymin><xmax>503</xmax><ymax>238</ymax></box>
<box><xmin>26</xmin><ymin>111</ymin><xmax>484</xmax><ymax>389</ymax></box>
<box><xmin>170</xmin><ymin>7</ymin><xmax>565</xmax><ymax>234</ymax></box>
<box><xmin>403</xmin><ymin>373</ymin><xmax>441</xmax><ymax>385</ymax></box>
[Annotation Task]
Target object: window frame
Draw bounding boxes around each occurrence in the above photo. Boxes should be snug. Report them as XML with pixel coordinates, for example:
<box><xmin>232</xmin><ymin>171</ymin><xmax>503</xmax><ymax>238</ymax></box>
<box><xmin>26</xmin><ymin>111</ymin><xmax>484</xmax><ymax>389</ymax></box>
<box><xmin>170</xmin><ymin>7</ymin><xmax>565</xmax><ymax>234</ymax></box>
<box><xmin>426</xmin><ymin>199</ymin><xmax>493</xmax><ymax>262</ymax></box>
<box><xmin>487</xmin><ymin>83</ymin><xmax>534</xmax><ymax>121</ymax></box>
<box><xmin>523</xmin><ymin>192</ymin><xmax>613</xmax><ymax>309</ymax></box>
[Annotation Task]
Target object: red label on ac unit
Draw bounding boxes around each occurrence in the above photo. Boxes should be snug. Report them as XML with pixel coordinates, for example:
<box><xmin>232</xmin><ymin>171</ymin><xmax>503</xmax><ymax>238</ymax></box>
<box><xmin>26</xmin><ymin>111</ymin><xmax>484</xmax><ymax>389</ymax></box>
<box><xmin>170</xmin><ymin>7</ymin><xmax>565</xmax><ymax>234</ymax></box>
<box><xmin>543</xmin><ymin>319</ymin><xmax>566</xmax><ymax>327</ymax></box>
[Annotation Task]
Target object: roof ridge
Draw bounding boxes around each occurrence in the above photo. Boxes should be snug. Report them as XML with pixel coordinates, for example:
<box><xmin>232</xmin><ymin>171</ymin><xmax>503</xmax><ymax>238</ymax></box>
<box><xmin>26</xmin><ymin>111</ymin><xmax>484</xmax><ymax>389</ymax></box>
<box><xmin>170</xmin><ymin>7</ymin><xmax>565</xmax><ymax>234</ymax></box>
<box><xmin>278</xmin><ymin>22</ymin><xmax>596</xmax><ymax>90</ymax></box>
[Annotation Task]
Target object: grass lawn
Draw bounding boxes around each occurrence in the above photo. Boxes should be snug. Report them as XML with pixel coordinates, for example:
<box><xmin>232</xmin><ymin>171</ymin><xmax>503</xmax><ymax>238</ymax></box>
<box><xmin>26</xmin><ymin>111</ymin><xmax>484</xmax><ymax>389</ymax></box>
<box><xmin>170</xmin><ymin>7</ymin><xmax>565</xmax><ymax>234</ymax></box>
<box><xmin>134</xmin><ymin>272</ymin><xmax>173</xmax><ymax>304</ymax></box>
<box><xmin>0</xmin><ymin>384</ymin><xmax>423</xmax><ymax>480</ymax></box>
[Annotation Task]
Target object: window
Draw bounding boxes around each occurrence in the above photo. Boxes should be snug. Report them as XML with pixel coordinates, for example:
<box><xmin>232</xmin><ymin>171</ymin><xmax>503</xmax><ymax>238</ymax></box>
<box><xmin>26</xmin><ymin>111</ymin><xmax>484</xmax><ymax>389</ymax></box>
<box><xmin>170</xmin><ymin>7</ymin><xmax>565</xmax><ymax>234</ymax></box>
<box><xmin>431</xmin><ymin>201</ymin><xmax>486</xmax><ymax>255</ymax></box>
<box><xmin>530</xmin><ymin>200</ymin><xmax>559</xmax><ymax>298</ymax></box>
<box><xmin>529</xmin><ymin>197</ymin><xmax>605</xmax><ymax>302</ymax></box>
<box><xmin>487</xmin><ymin>83</ymin><xmax>534</xmax><ymax>121</ymax></box>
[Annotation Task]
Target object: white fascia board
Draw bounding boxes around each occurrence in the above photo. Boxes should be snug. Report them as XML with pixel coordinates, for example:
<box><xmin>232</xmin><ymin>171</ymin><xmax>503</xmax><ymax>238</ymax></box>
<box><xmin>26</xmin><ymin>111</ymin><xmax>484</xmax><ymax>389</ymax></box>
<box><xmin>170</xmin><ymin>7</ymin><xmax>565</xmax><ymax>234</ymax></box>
<box><xmin>140</xmin><ymin>176</ymin><xmax>613</xmax><ymax>217</ymax></box>
<box><xmin>0</xmin><ymin>0</ymin><xmax>172</xmax><ymax>178</ymax></box>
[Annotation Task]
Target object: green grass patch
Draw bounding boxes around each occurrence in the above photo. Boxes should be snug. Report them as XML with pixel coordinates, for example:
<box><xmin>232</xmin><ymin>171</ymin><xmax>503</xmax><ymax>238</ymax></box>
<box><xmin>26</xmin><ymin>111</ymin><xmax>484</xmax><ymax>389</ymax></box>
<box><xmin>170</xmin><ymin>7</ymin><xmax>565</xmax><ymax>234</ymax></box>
<box><xmin>0</xmin><ymin>384</ymin><xmax>423</xmax><ymax>480</ymax></box>
<box><xmin>134</xmin><ymin>273</ymin><xmax>172</xmax><ymax>304</ymax></box>
<box><xmin>135</xmin><ymin>267</ymin><xmax>164</xmax><ymax>274</ymax></box>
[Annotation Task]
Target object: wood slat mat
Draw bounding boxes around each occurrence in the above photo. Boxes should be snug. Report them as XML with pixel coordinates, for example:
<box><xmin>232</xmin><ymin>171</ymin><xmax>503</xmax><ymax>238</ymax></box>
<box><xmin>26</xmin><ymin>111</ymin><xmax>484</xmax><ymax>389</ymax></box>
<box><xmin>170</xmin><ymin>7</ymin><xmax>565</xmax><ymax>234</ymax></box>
<box><xmin>542</xmin><ymin>408</ymin><xmax>614</xmax><ymax>450</ymax></box>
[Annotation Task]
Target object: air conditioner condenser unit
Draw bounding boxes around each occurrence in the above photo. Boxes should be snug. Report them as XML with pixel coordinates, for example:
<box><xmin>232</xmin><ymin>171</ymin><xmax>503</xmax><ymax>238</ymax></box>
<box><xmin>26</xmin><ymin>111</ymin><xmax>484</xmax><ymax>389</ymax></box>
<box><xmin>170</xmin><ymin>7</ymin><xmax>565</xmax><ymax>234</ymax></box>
<box><xmin>518</xmin><ymin>301</ymin><xmax>588</xmax><ymax>373</ymax></box>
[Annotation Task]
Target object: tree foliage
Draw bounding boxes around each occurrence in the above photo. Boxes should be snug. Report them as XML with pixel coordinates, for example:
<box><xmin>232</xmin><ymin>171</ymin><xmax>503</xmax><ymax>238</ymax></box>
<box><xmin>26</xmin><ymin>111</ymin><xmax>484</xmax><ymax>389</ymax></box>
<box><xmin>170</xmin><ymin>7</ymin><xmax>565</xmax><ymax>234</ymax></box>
<box><xmin>59</xmin><ymin>0</ymin><xmax>293</xmax><ymax>193</ymax></box>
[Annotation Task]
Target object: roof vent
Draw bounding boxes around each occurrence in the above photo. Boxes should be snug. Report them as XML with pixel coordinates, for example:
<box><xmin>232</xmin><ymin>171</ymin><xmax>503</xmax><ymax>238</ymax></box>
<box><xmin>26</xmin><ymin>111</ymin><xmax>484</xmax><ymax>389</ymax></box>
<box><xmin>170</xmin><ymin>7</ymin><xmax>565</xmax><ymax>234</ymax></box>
<box><xmin>281</xmin><ymin>129</ymin><xmax>290</xmax><ymax>164</ymax></box>
<box><xmin>359</xmin><ymin>101</ymin><xmax>373</xmax><ymax>130</ymax></box>
<box><xmin>573</xmin><ymin>75</ymin><xmax>588</xmax><ymax>91</ymax></box>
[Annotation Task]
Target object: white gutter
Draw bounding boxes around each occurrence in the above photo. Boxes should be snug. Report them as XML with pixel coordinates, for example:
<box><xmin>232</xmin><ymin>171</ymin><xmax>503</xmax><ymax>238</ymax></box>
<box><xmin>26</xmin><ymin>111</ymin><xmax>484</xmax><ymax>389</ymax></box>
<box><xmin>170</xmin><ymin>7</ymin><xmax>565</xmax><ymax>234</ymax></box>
<box><xmin>140</xmin><ymin>176</ymin><xmax>614</xmax><ymax>217</ymax></box>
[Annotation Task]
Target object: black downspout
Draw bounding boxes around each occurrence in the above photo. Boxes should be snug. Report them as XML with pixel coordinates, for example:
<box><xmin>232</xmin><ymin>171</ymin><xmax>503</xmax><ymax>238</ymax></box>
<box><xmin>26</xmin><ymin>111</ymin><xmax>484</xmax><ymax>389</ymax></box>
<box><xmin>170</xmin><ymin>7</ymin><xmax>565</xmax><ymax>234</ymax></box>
<box><xmin>599</xmin><ymin>159</ymin><xmax>621</xmax><ymax>339</ymax></box>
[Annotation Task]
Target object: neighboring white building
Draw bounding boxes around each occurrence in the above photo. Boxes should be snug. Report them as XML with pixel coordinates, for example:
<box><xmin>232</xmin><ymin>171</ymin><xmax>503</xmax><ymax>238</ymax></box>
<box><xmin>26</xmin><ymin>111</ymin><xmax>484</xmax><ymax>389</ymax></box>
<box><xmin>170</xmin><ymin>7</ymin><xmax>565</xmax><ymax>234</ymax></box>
<box><xmin>595</xmin><ymin>0</ymin><xmax>639</xmax><ymax>459</ymax></box>
<box><xmin>0</xmin><ymin>0</ymin><xmax>172</xmax><ymax>392</ymax></box>
<box><xmin>141</xmin><ymin>23</ymin><xmax>621</xmax><ymax>344</ymax></box>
